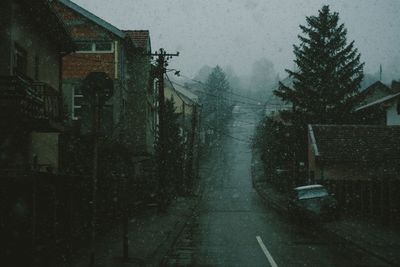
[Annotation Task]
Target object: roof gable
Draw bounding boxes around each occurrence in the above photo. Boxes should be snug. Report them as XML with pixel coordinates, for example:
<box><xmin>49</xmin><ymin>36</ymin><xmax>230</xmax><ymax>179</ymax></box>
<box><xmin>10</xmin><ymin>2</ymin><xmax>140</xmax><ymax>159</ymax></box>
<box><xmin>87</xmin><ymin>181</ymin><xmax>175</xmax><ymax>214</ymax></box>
<box><xmin>357</xmin><ymin>81</ymin><xmax>392</xmax><ymax>107</ymax></box>
<box><xmin>20</xmin><ymin>0</ymin><xmax>75</xmax><ymax>52</ymax></box>
<box><xmin>165</xmin><ymin>79</ymin><xmax>199</xmax><ymax>105</ymax></box>
<box><xmin>57</xmin><ymin>0</ymin><xmax>125</xmax><ymax>39</ymax></box>
<box><xmin>124</xmin><ymin>30</ymin><xmax>151</xmax><ymax>51</ymax></box>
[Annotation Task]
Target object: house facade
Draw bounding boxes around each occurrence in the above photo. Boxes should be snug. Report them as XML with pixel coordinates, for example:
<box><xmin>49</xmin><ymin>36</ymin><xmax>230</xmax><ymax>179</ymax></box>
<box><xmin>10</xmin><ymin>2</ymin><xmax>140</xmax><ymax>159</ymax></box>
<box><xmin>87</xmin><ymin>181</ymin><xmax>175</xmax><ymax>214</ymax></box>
<box><xmin>0</xmin><ymin>0</ymin><xmax>74</xmax><ymax>172</ymax></box>
<box><xmin>124</xmin><ymin>30</ymin><xmax>156</xmax><ymax>156</ymax></box>
<box><xmin>356</xmin><ymin>81</ymin><xmax>392</xmax><ymax>108</ymax></box>
<box><xmin>52</xmin><ymin>0</ymin><xmax>130</xmax><ymax>137</ymax></box>
<box><xmin>0</xmin><ymin>0</ymin><xmax>75</xmax><ymax>264</ymax></box>
<box><xmin>165</xmin><ymin>79</ymin><xmax>201</xmax><ymax>185</ymax></box>
<box><xmin>165</xmin><ymin>79</ymin><xmax>200</xmax><ymax>142</ymax></box>
<box><xmin>356</xmin><ymin>92</ymin><xmax>400</xmax><ymax>126</ymax></box>
<box><xmin>354</xmin><ymin>80</ymin><xmax>400</xmax><ymax>126</ymax></box>
<box><xmin>53</xmin><ymin>1</ymin><xmax>157</xmax><ymax>174</ymax></box>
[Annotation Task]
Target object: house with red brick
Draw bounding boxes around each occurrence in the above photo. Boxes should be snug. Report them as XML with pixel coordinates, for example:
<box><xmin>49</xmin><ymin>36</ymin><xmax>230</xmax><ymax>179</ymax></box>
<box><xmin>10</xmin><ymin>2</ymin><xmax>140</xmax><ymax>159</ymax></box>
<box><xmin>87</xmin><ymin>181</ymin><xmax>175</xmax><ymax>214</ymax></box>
<box><xmin>123</xmin><ymin>30</ymin><xmax>157</xmax><ymax>157</ymax></box>
<box><xmin>52</xmin><ymin>0</ymin><xmax>131</xmax><ymax>136</ymax></box>
<box><xmin>53</xmin><ymin>0</ymin><xmax>157</xmax><ymax>191</ymax></box>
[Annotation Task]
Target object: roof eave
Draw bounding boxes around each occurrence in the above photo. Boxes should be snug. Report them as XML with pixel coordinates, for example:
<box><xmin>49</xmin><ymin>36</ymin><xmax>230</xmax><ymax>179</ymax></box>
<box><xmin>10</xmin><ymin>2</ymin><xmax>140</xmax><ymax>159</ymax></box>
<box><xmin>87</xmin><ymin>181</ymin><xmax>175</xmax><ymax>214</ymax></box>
<box><xmin>58</xmin><ymin>0</ymin><xmax>126</xmax><ymax>39</ymax></box>
<box><xmin>355</xmin><ymin>92</ymin><xmax>400</xmax><ymax>112</ymax></box>
<box><xmin>308</xmin><ymin>124</ymin><xmax>319</xmax><ymax>157</ymax></box>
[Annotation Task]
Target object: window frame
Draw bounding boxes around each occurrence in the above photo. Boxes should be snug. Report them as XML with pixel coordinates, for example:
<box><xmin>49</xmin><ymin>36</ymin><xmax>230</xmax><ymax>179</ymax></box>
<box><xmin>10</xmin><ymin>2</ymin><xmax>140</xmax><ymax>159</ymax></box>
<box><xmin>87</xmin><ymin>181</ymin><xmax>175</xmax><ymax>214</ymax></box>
<box><xmin>396</xmin><ymin>101</ymin><xmax>400</xmax><ymax>115</ymax></box>
<box><xmin>72</xmin><ymin>86</ymin><xmax>84</xmax><ymax>120</ymax></box>
<box><xmin>76</xmin><ymin>41</ymin><xmax>114</xmax><ymax>54</ymax></box>
<box><xmin>14</xmin><ymin>43</ymin><xmax>28</xmax><ymax>75</ymax></box>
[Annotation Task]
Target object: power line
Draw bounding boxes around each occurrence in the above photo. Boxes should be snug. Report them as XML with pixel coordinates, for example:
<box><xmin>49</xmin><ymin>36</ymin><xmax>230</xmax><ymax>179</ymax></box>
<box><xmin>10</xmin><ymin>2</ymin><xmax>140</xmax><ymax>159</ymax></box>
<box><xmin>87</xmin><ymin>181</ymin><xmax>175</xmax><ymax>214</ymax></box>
<box><xmin>66</xmin><ymin>56</ymin><xmax>285</xmax><ymax>107</ymax></box>
<box><xmin>176</xmin><ymin>72</ymin><xmax>280</xmax><ymax>105</ymax></box>
<box><xmin>172</xmin><ymin>73</ymin><xmax>288</xmax><ymax>108</ymax></box>
<box><xmin>169</xmin><ymin>79</ymin><xmax>264</xmax><ymax>107</ymax></box>
<box><xmin>205</xmin><ymin>124</ymin><xmax>253</xmax><ymax>144</ymax></box>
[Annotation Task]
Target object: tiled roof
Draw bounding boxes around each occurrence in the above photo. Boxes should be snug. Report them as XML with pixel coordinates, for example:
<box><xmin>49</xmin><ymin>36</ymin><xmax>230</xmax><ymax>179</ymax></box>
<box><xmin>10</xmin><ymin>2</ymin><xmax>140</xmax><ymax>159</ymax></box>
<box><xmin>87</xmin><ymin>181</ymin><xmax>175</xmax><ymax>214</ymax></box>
<box><xmin>309</xmin><ymin>124</ymin><xmax>400</xmax><ymax>162</ymax></box>
<box><xmin>124</xmin><ymin>30</ymin><xmax>150</xmax><ymax>50</ymax></box>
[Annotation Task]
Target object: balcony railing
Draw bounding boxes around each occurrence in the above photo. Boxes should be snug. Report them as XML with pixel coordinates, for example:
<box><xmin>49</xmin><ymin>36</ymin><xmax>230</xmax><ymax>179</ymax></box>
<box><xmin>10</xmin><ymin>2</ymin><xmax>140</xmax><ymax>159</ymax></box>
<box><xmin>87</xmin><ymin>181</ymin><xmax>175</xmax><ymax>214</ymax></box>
<box><xmin>0</xmin><ymin>75</ymin><xmax>64</xmax><ymax>129</ymax></box>
<box><xmin>33</xmin><ymin>81</ymin><xmax>63</xmax><ymax>122</ymax></box>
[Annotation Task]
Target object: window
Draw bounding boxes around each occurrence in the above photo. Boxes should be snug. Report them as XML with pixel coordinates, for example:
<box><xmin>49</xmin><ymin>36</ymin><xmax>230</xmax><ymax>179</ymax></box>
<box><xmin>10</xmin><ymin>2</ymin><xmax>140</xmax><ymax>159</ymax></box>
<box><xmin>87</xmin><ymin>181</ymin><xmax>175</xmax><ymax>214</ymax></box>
<box><xmin>397</xmin><ymin>102</ymin><xmax>400</xmax><ymax>115</ymax></box>
<box><xmin>34</xmin><ymin>56</ymin><xmax>39</xmax><ymax>80</ymax></box>
<box><xmin>76</xmin><ymin>42</ymin><xmax>92</xmax><ymax>52</ymax></box>
<box><xmin>14</xmin><ymin>43</ymin><xmax>27</xmax><ymax>75</ymax></box>
<box><xmin>72</xmin><ymin>86</ymin><xmax>84</xmax><ymax>120</ymax></box>
<box><xmin>95</xmin><ymin>42</ymin><xmax>113</xmax><ymax>51</ymax></box>
<box><xmin>76</xmin><ymin>42</ymin><xmax>114</xmax><ymax>53</ymax></box>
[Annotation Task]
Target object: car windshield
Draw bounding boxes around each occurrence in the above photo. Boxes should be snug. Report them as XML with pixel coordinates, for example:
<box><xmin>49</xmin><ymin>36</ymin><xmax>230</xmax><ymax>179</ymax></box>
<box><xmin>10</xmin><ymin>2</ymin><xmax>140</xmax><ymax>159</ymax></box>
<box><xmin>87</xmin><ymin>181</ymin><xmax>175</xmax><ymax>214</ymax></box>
<box><xmin>297</xmin><ymin>187</ymin><xmax>329</xmax><ymax>200</ymax></box>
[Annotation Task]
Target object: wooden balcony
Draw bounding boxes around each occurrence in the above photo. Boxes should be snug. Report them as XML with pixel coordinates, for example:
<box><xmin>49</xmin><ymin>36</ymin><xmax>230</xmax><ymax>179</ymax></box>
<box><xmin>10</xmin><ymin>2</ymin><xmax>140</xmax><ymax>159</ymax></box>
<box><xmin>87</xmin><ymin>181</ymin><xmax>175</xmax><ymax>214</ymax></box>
<box><xmin>0</xmin><ymin>75</ymin><xmax>64</xmax><ymax>131</ymax></box>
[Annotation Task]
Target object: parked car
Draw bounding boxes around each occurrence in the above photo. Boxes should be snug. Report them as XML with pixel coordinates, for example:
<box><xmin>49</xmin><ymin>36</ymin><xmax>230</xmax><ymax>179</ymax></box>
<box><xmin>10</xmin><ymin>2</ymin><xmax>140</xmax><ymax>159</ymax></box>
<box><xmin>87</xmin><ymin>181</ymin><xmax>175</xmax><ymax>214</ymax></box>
<box><xmin>288</xmin><ymin>184</ymin><xmax>339</xmax><ymax>221</ymax></box>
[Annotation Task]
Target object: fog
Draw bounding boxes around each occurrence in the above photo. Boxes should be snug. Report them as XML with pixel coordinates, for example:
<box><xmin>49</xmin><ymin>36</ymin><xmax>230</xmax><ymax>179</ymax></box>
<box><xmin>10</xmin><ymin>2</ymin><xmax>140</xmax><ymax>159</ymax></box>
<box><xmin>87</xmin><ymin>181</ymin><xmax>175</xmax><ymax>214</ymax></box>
<box><xmin>73</xmin><ymin>0</ymin><xmax>400</xmax><ymax>84</ymax></box>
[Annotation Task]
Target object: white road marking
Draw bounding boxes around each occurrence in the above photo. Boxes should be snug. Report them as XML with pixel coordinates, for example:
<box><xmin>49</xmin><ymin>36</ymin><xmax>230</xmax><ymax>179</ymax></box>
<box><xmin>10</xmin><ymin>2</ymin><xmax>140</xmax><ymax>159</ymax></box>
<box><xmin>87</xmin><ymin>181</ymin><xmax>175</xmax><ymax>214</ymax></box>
<box><xmin>256</xmin><ymin>236</ymin><xmax>278</xmax><ymax>267</ymax></box>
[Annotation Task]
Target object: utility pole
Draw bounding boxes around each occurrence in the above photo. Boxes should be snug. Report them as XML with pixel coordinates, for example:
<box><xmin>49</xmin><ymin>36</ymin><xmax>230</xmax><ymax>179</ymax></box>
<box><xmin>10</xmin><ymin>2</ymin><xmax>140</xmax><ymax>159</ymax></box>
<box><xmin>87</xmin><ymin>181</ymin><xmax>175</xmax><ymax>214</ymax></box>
<box><xmin>149</xmin><ymin>48</ymin><xmax>179</xmax><ymax>209</ymax></box>
<box><xmin>82</xmin><ymin>72</ymin><xmax>113</xmax><ymax>267</ymax></box>
<box><xmin>90</xmin><ymin>92</ymin><xmax>100</xmax><ymax>267</ymax></box>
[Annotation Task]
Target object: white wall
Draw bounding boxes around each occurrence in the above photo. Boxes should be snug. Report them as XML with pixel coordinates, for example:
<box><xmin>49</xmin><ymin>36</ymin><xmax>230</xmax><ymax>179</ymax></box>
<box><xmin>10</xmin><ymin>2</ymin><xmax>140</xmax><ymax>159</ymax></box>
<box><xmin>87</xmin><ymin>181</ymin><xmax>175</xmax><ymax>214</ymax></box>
<box><xmin>386</xmin><ymin>100</ymin><xmax>400</xmax><ymax>125</ymax></box>
<box><xmin>30</xmin><ymin>132</ymin><xmax>59</xmax><ymax>172</ymax></box>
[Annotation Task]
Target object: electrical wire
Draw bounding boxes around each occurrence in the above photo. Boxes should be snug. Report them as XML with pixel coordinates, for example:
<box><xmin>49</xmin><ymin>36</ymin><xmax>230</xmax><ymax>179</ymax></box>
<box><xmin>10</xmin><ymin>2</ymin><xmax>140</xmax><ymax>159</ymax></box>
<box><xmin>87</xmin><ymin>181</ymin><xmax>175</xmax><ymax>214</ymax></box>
<box><xmin>175</xmin><ymin>72</ymin><xmax>282</xmax><ymax>106</ymax></box>
<box><xmin>168</xmin><ymin>79</ymin><xmax>265</xmax><ymax>108</ymax></box>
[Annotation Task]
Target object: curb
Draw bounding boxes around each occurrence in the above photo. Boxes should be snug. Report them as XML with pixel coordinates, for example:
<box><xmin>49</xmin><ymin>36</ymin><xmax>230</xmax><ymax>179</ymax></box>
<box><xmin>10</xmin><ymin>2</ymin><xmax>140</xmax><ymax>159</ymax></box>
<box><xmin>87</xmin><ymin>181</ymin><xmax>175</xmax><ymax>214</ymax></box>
<box><xmin>254</xmin><ymin>183</ymin><xmax>288</xmax><ymax>215</ymax></box>
<box><xmin>251</xmin><ymin>149</ymin><xmax>400</xmax><ymax>267</ymax></box>
<box><xmin>151</xmin><ymin>148</ymin><xmax>217</xmax><ymax>266</ymax></box>
<box><xmin>321</xmin><ymin>225</ymin><xmax>400</xmax><ymax>267</ymax></box>
<box><xmin>150</xmin><ymin>198</ymin><xmax>198</xmax><ymax>266</ymax></box>
<box><xmin>251</xmin><ymin>152</ymin><xmax>288</xmax><ymax>215</ymax></box>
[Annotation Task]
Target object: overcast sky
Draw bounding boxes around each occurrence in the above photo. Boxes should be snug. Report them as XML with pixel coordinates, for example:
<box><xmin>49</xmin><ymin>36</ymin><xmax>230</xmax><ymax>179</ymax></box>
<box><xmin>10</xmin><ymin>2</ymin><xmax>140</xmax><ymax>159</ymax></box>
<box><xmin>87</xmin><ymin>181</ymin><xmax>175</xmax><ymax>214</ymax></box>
<box><xmin>73</xmin><ymin>0</ymin><xmax>400</xmax><ymax>80</ymax></box>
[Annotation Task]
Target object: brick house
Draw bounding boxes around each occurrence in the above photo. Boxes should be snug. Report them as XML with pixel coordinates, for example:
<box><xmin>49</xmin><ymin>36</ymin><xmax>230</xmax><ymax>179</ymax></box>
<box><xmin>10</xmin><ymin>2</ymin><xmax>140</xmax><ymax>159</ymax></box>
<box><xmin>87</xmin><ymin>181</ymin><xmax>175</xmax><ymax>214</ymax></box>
<box><xmin>124</xmin><ymin>30</ymin><xmax>156</xmax><ymax>157</ymax></box>
<box><xmin>53</xmin><ymin>0</ymin><xmax>158</xmax><ymax>203</ymax></box>
<box><xmin>53</xmin><ymin>0</ymin><xmax>157</xmax><ymax>170</ymax></box>
<box><xmin>52</xmin><ymin>0</ymin><xmax>130</xmax><ymax>136</ymax></box>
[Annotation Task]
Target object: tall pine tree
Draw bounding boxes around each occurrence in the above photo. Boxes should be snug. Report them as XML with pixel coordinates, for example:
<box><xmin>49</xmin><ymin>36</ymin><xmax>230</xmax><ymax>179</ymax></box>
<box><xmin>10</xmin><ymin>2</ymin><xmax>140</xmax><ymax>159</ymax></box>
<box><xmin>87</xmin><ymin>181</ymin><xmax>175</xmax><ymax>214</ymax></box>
<box><xmin>274</xmin><ymin>5</ymin><xmax>364</xmax><ymax>124</ymax></box>
<box><xmin>205</xmin><ymin>65</ymin><xmax>230</xmax><ymax>126</ymax></box>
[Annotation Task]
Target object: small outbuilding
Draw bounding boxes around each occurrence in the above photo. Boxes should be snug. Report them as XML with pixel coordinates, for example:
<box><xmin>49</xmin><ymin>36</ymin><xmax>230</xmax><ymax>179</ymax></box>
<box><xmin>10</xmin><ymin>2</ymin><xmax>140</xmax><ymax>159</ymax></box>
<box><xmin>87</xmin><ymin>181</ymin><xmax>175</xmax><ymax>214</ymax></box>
<box><xmin>308</xmin><ymin>124</ymin><xmax>400</xmax><ymax>219</ymax></box>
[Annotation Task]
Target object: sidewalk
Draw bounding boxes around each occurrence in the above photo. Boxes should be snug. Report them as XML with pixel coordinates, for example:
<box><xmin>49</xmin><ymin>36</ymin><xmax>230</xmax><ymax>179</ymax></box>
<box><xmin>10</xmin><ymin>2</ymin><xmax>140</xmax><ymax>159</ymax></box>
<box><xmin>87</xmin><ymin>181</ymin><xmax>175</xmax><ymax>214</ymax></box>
<box><xmin>325</xmin><ymin>218</ymin><xmax>400</xmax><ymax>266</ymax></box>
<box><xmin>69</xmin><ymin>197</ymin><xmax>198</xmax><ymax>267</ymax></box>
<box><xmin>251</xmin><ymin>149</ymin><xmax>400</xmax><ymax>267</ymax></box>
<box><xmin>66</xmin><ymin>147</ymin><xmax>216</xmax><ymax>267</ymax></box>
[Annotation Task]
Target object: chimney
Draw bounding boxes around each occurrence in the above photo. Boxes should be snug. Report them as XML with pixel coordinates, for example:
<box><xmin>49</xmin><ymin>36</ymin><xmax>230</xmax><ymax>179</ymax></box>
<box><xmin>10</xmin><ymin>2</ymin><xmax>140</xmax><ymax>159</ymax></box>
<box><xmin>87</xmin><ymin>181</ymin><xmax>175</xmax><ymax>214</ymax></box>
<box><xmin>392</xmin><ymin>80</ymin><xmax>400</xmax><ymax>93</ymax></box>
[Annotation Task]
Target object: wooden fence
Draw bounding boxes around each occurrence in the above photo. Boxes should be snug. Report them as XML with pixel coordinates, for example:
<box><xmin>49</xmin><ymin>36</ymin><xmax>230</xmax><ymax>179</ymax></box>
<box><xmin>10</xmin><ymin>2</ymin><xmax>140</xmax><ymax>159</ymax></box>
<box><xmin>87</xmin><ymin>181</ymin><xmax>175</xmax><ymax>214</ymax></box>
<box><xmin>0</xmin><ymin>170</ymin><xmax>148</xmax><ymax>266</ymax></box>
<box><xmin>322</xmin><ymin>179</ymin><xmax>400</xmax><ymax>223</ymax></box>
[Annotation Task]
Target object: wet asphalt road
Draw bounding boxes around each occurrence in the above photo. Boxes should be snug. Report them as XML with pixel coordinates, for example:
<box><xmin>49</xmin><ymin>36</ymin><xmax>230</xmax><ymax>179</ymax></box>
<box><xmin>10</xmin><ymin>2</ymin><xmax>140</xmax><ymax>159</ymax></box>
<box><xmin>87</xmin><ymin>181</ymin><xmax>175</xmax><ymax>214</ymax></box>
<box><xmin>163</xmin><ymin>105</ymin><xmax>390</xmax><ymax>267</ymax></box>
